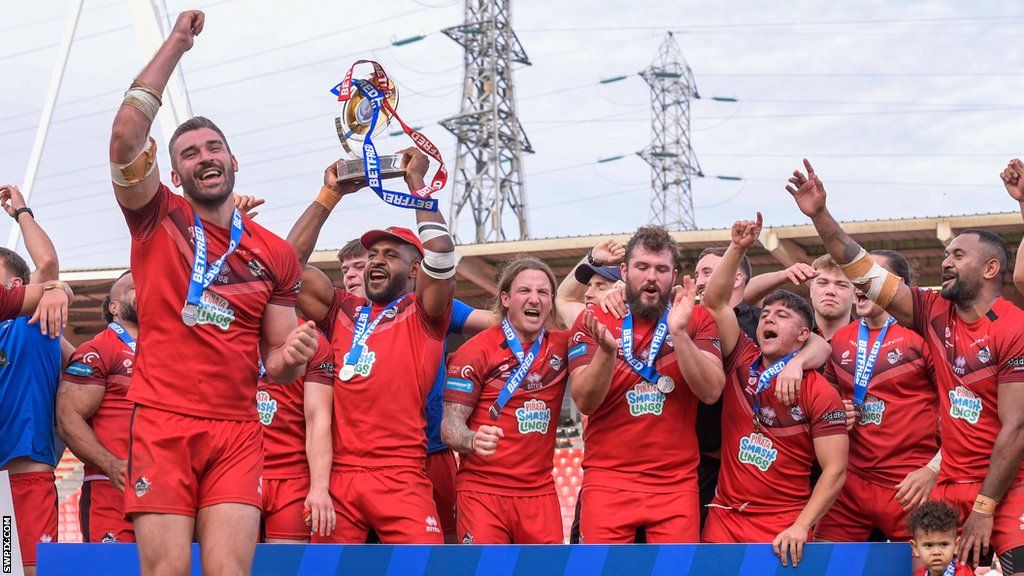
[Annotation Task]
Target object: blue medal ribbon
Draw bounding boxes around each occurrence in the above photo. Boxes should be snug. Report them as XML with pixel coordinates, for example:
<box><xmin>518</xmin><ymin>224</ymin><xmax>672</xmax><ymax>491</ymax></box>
<box><xmin>620</xmin><ymin>306</ymin><xmax>671</xmax><ymax>383</ymax></box>
<box><xmin>749</xmin><ymin>351</ymin><xmax>799</xmax><ymax>423</ymax></box>
<box><xmin>353</xmin><ymin>80</ymin><xmax>438</xmax><ymax>212</ymax></box>
<box><xmin>108</xmin><ymin>322</ymin><xmax>136</xmax><ymax>354</ymax></box>
<box><xmin>488</xmin><ymin>318</ymin><xmax>545</xmax><ymax>420</ymax></box>
<box><xmin>184</xmin><ymin>208</ymin><xmax>244</xmax><ymax>317</ymax></box>
<box><xmin>853</xmin><ymin>316</ymin><xmax>895</xmax><ymax>406</ymax></box>
<box><xmin>943</xmin><ymin>561</ymin><xmax>956</xmax><ymax>576</ymax></box>
<box><xmin>342</xmin><ymin>295</ymin><xmax>406</xmax><ymax>369</ymax></box>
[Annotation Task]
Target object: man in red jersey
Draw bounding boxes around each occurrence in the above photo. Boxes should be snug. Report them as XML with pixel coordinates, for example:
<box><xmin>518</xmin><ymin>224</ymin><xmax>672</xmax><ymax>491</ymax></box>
<box><xmin>816</xmin><ymin>250</ymin><xmax>942</xmax><ymax>546</ymax></box>
<box><xmin>257</xmin><ymin>326</ymin><xmax>334</xmax><ymax>542</ymax></box>
<box><xmin>441</xmin><ymin>257</ymin><xmax>573</xmax><ymax>544</ymax></box>
<box><xmin>108</xmin><ymin>10</ymin><xmax>319</xmax><ymax>575</ymax></box>
<box><xmin>567</xmin><ymin>225</ymin><xmax>725</xmax><ymax>543</ymax></box>
<box><xmin>700</xmin><ymin>214</ymin><xmax>847</xmax><ymax>568</ymax></box>
<box><xmin>788</xmin><ymin>158</ymin><xmax>1024</xmax><ymax>573</ymax></box>
<box><xmin>56</xmin><ymin>272</ymin><xmax>137</xmax><ymax>543</ymax></box>
<box><xmin>295</xmin><ymin>147</ymin><xmax>456</xmax><ymax>543</ymax></box>
<box><xmin>555</xmin><ymin>239</ymin><xmax>625</xmax><ymax>327</ymax></box>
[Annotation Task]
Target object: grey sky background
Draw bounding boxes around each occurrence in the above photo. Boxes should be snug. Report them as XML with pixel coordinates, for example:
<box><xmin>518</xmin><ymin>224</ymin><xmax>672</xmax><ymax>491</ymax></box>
<box><xmin>2</xmin><ymin>0</ymin><xmax>1023</xmax><ymax>270</ymax></box>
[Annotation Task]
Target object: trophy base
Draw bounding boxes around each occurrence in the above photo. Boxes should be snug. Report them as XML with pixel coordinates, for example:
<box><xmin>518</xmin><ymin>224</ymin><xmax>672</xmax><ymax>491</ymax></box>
<box><xmin>336</xmin><ymin>155</ymin><xmax>405</xmax><ymax>183</ymax></box>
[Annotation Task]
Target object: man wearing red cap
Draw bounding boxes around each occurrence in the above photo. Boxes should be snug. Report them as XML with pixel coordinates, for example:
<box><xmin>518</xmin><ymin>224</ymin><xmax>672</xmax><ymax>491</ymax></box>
<box><xmin>294</xmin><ymin>147</ymin><xmax>457</xmax><ymax>543</ymax></box>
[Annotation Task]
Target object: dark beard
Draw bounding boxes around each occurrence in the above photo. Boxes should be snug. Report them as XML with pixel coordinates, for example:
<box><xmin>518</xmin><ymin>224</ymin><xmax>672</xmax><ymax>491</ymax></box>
<box><xmin>181</xmin><ymin>165</ymin><xmax>235</xmax><ymax>207</ymax></box>
<box><xmin>625</xmin><ymin>286</ymin><xmax>670</xmax><ymax>320</ymax></box>
<box><xmin>940</xmin><ymin>274</ymin><xmax>979</xmax><ymax>306</ymax></box>
<box><xmin>366</xmin><ymin>274</ymin><xmax>411</xmax><ymax>304</ymax></box>
<box><xmin>119</xmin><ymin>301</ymin><xmax>138</xmax><ymax>325</ymax></box>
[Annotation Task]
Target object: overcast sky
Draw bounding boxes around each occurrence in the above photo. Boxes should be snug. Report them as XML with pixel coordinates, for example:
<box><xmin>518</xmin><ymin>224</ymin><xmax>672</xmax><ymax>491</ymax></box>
<box><xmin>2</xmin><ymin>0</ymin><xmax>1023</xmax><ymax>270</ymax></box>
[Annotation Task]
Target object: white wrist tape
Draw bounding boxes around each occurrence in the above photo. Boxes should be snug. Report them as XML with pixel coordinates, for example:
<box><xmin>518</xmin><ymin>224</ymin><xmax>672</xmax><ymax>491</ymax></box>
<box><xmin>421</xmin><ymin>249</ymin><xmax>457</xmax><ymax>279</ymax></box>
<box><xmin>927</xmin><ymin>451</ymin><xmax>942</xmax><ymax>474</ymax></box>
<box><xmin>110</xmin><ymin>137</ymin><xmax>158</xmax><ymax>187</ymax></box>
<box><xmin>123</xmin><ymin>87</ymin><xmax>161</xmax><ymax>122</ymax></box>
<box><xmin>839</xmin><ymin>248</ymin><xmax>902</xmax><ymax>308</ymax></box>
<box><xmin>417</xmin><ymin>221</ymin><xmax>450</xmax><ymax>244</ymax></box>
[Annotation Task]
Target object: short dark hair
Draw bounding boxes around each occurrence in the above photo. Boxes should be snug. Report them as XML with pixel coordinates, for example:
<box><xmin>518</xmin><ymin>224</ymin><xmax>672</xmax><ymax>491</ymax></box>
<box><xmin>337</xmin><ymin>239</ymin><xmax>368</xmax><ymax>263</ymax></box>
<box><xmin>102</xmin><ymin>270</ymin><xmax>132</xmax><ymax>324</ymax></box>
<box><xmin>0</xmin><ymin>248</ymin><xmax>30</xmax><ymax>284</ymax></box>
<box><xmin>625</xmin><ymin>225</ymin><xmax>680</xmax><ymax>270</ymax></box>
<box><xmin>168</xmin><ymin>116</ymin><xmax>230</xmax><ymax>168</ymax></box>
<box><xmin>492</xmin><ymin>255</ymin><xmax>558</xmax><ymax>321</ymax></box>
<box><xmin>961</xmin><ymin>229</ymin><xmax>1010</xmax><ymax>280</ymax></box>
<box><xmin>763</xmin><ymin>289</ymin><xmax>815</xmax><ymax>329</ymax></box>
<box><xmin>870</xmin><ymin>249</ymin><xmax>912</xmax><ymax>285</ymax></box>
<box><xmin>906</xmin><ymin>500</ymin><xmax>959</xmax><ymax>537</ymax></box>
<box><xmin>698</xmin><ymin>246</ymin><xmax>752</xmax><ymax>282</ymax></box>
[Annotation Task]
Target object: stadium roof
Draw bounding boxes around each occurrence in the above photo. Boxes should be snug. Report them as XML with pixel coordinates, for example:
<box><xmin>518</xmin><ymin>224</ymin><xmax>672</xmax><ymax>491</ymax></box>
<box><xmin>60</xmin><ymin>210</ymin><xmax>1023</xmax><ymax>343</ymax></box>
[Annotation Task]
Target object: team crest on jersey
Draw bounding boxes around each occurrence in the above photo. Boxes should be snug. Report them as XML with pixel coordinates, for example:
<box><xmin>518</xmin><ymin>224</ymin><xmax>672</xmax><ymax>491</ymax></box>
<box><xmin>978</xmin><ymin>346</ymin><xmax>991</xmax><ymax>364</ymax></box>
<box><xmin>256</xmin><ymin>390</ymin><xmax>278</xmax><ymax>426</ymax></box>
<box><xmin>738</xmin><ymin>432</ymin><xmax>778</xmax><ymax>472</ymax></box>
<box><xmin>425</xmin><ymin>516</ymin><xmax>441</xmax><ymax>534</ymax></box>
<box><xmin>859</xmin><ymin>394</ymin><xmax>885</xmax><ymax>426</ymax></box>
<box><xmin>134</xmin><ymin>476</ymin><xmax>151</xmax><ymax>498</ymax></box>
<box><xmin>789</xmin><ymin>405</ymin><xmax>805</xmax><ymax>422</ymax></box>
<box><xmin>626</xmin><ymin>381</ymin><xmax>664</xmax><ymax>417</ymax></box>
<box><xmin>949</xmin><ymin>385</ymin><xmax>982</xmax><ymax>424</ymax></box>
<box><xmin>197</xmin><ymin>290</ymin><xmax>235</xmax><ymax>331</ymax></box>
<box><xmin>247</xmin><ymin>259</ymin><xmax>266</xmax><ymax>278</ymax></box>
<box><xmin>462</xmin><ymin>532</ymin><xmax>474</xmax><ymax>544</ymax></box>
<box><xmin>101</xmin><ymin>532</ymin><xmax>117</xmax><ymax>543</ymax></box>
<box><xmin>549</xmin><ymin>355</ymin><xmax>563</xmax><ymax>371</ymax></box>
<box><xmin>515</xmin><ymin>399</ymin><xmax>551</xmax><ymax>434</ymax></box>
<box><xmin>953</xmin><ymin>355</ymin><xmax>967</xmax><ymax>376</ymax></box>
<box><xmin>886</xmin><ymin>348</ymin><xmax>902</xmax><ymax>365</ymax></box>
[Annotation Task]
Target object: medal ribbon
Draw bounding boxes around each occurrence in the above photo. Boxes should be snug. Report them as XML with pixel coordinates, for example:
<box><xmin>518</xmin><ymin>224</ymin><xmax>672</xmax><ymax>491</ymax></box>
<box><xmin>853</xmin><ymin>316</ymin><xmax>895</xmax><ymax>406</ymax></box>
<box><xmin>943</xmin><ymin>561</ymin><xmax>956</xmax><ymax>576</ymax></box>
<box><xmin>185</xmin><ymin>209</ymin><xmax>244</xmax><ymax>313</ymax></box>
<box><xmin>488</xmin><ymin>318</ymin><xmax>545</xmax><ymax>420</ymax></box>
<box><xmin>108</xmin><ymin>322</ymin><xmax>136</xmax><ymax>354</ymax></box>
<box><xmin>749</xmin><ymin>351</ymin><xmax>799</xmax><ymax>421</ymax></box>
<box><xmin>621</xmin><ymin>306</ymin><xmax>670</xmax><ymax>384</ymax></box>
<box><xmin>331</xmin><ymin>60</ymin><xmax>447</xmax><ymax>207</ymax></box>
<box><xmin>342</xmin><ymin>295</ymin><xmax>406</xmax><ymax>369</ymax></box>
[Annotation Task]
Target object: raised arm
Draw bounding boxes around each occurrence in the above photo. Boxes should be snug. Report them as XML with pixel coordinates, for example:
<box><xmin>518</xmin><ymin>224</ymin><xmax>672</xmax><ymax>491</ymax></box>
<box><xmin>0</xmin><ymin>186</ymin><xmax>57</xmax><ymax>282</ymax></box>
<box><xmin>668</xmin><ymin>276</ymin><xmax>725</xmax><ymax>405</ymax></box>
<box><xmin>555</xmin><ymin>240</ymin><xmax>625</xmax><ymax>328</ymax></box>
<box><xmin>56</xmin><ymin>382</ymin><xmax>126</xmax><ymax>491</ymax></box>
<box><xmin>1000</xmin><ymin>159</ymin><xmax>1024</xmax><ymax>295</ymax></box>
<box><xmin>402</xmin><ymin>148</ymin><xmax>455</xmax><ymax>319</ymax></box>
<box><xmin>569</xmin><ymin>310</ymin><xmax>620</xmax><ymax>415</ymax></box>
<box><xmin>743</xmin><ymin>263</ymin><xmax>818</xmax><ymax>306</ymax></box>
<box><xmin>286</xmin><ymin>159</ymin><xmax>364</xmax><ymax>266</ymax></box>
<box><xmin>110</xmin><ymin>11</ymin><xmax>204</xmax><ymax>210</ymax></box>
<box><xmin>704</xmin><ymin>214</ymin><xmax>762</xmax><ymax>360</ymax></box>
<box><xmin>786</xmin><ymin>159</ymin><xmax>913</xmax><ymax>326</ymax></box>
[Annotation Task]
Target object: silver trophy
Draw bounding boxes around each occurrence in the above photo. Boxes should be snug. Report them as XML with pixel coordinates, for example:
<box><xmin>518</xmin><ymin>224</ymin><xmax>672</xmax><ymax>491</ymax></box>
<box><xmin>334</xmin><ymin>75</ymin><xmax>405</xmax><ymax>182</ymax></box>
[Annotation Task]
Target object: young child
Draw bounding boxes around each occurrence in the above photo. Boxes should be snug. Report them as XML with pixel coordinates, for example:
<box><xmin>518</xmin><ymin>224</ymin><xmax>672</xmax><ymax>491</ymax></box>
<box><xmin>907</xmin><ymin>500</ymin><xmax>975</xmax><ymax>576</ymax></box>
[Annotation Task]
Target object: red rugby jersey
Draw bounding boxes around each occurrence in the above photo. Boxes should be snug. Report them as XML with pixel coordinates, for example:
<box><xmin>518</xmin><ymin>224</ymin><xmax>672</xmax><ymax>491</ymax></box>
<box><xmin>567</xmin><ymin>305</ymin><xmax>721</xmax><ymax>492</ymax></box>
<box><xmin>257</xmin><ymin>322</ymin><xmax>334</xmax><ymax>479</ymax></box>
<box><xmin>715</xmin><ymin>336</ymin><xmax>847</xmax><ymax>513</ymax></box>
<box><xmin>910</xmin><ymin>288</ymin><xmax>1024</xmax><ymax>483</ymax></box>
<box><xmin>318</xmin><ymin>289</ymin><xmax>451</xmax><ymax>468</ymax></box>
<box><xmin>63</xmin><ymin>327</ymin><xmax>135</xmax><ymax>479</ymax></box>
<box><xmin>445</xmin><ymin>325</ymin><xmax>571</xmax><ymax>496</ymax></box>
<box><xmin>824</xmin><ymin>319</ymin><xmax>940</xmax><ymax>485</ymax></box>
<box><xmin>120</xmin><ymin>185</ymin><xmax>301</xmax><ymax>421</ymax></box>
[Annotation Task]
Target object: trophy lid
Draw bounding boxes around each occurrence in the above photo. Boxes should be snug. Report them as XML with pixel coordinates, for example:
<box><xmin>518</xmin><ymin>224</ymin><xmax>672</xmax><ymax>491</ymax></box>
<box><xmin>336</xmin><ymin>76</ymin><xmax>399</xmax><ymax>155</ymax></box>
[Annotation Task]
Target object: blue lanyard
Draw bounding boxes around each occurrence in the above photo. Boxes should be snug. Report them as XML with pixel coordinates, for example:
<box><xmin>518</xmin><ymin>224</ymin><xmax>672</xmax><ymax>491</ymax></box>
<box><xmin>108</xmin><ymin>322</ymin><xmax>136</xmax><ymax>354</ymax></box>
<box><xmin>621</xmin><ymin>306</ymin><xmax>670</xmax><ymax>383</ymax></box>
<box><xmin>488</xmin><ymin>318</ymin><xmax>545</xmax><ymax>420</ymax></box>
<box><xmin>354</xmin><ymin>80</ymin><xmax>438</xmax><ymax>212</ymax></box>
<box><xmin>186</xmin><ymin>209</ymin><xmax>244</xmax><ymax>309</ymax></box>
<box><xmin>749</xmin><ymin>351</ymin><xmax>799</xmax><ymax>422</ymax></box>
<box><xmin>943</xmin><ymin>561</ymin><xmax>956</xmax><ymax>576</ymax></box>
<box><xmin>343</xmin><ymin>295</ymin><xmax>406</xmax><ymax>367</ymax></box>
<box><xmin>853</xmin><ymin>316</ymin><xmax>895</xmax><ymax>406</ymax></box>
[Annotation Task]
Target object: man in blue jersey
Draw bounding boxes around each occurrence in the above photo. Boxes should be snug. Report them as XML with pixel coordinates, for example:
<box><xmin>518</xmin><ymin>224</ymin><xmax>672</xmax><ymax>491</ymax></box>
<box><xmin>286</xmin><ymin>165</ymin><xmax>495</xmax><ymax>541</ymax></box>
<box><xmin>0</xmin><ymin>185</ymin><xmax>75</xmax><ymax>575</ymax></box>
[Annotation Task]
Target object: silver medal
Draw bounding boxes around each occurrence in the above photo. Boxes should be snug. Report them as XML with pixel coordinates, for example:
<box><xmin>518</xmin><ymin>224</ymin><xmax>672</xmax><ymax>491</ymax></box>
<box><xmin>656</xmin><ymin>375</ymin><xmax>675</xmax><ymax>394</ymax></box>
<box><xmin>181</xmin><ymin>303</ymin><xmax>199</xmax><ymax>327</ymax></box>
<box><xmin>339</xmin><ymin>364</ymin><xmax>356</xmax><ymax>381</ymax></box>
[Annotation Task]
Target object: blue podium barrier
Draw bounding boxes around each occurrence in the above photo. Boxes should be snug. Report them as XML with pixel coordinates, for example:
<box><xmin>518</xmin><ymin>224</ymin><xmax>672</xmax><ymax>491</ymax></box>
<box><xmin>37</xmin><ymin>542</ymin><xmax>911</xmax><ymax>575</ymax></box>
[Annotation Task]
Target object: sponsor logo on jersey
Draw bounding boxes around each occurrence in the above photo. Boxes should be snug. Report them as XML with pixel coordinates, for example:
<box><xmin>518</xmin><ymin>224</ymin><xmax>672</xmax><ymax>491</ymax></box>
<box><xmin>353</xmin><ymin>349</ymin><xmax>376</xmax><ymax>378</ymax></box>
<box><xmin>977</xmin><ymin>346</ymin><xmax>991</xmax><ymax>364</ymax></box>
<box><xmin>1006</xmin><ymin>356</ymin><xmax>1024</xmax><ymax>371</ymax></box>
<box><xmin>425</xmin><ymin>516</ymin><xmax>441</xmax><ymax>534</ymax></box>
<box><xmin>462</xmin><ymin>532</ymin><xmax>474</xmax><ymax>544</ymax></box>
<box><xmin>445</xmin><ymin>377</ymin><xmax>474</xmax><ymax>393</ymax></box>
<box><xmin>515</xmin><ymin>398</ymin><xmax>551</xmax><ymax>434</ymax></box>
<box><xmin>886</xmin><ymin>348</ymin><xmax>902</xmax><ymax>365</ymax></box>
<box><xmin>841</xmin><ymin>349</ymin><xmax>852</xmax><ymax>365</ymax></box>
<box><xmin>859</xmin><ymin>394</ymin><xmax>885</xmax><ymax>426</ymax></box>
<box><xmin>256</xmin><ymin>390</ymin><xmax>278</xmax><ymax>426</ymax></box>
<box><xmin>101</xmin><ymin>532</ymin><xmax>117</xmax><ymax>543</ymax></box>
<box><xmin>568</xmin><ymin>343</ymin><xmax>588</xmax><ymax>361</ymax></box>
<box><xmin>134</xmin><ymin>476</ymin><xmax>151</xmax><ymax>498</ymax></box>
<box><xmin>949</xmin><ymin>385</ymin><xmax>982</xmax><ymax>424</ymax></box>
<box><xmin>953</xmin><ymin>355</ymin><xmax>967</xmax><ymax>376</ymax></box>
<box><xmin>626</xmin><ymin>381</ymin><xmax>664</xmax><ymax>417</ymax></box>
<box><xmin>198</xmin><ymin>290</ymin><xmax>235</xmax><ymax>331</ymax></box>
<box><xmin>822</xmin><ymin>409</ymin><xmax>846</xmax><ymax>424</ymax></box>
<box><xmin>66</xmin><ymin>361</ymin><xmax>94</xmax><ymax>378</ymax></box>
<box><xmin>738</xmin><ymin>432</ymin><xmax>778</xmax><ymax>472</ymax></box>
<box><xmin>39</xmin><ymin>534</ymin><xmax>52</xmax><ymax>543</ymax></box>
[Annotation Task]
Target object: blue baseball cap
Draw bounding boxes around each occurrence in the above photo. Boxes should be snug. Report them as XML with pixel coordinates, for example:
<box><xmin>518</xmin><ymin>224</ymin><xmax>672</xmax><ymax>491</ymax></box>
<box><xmin>575</xmin><ymin>264</ymin><xmax>622</xmax><ymax>285</ymax></box>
